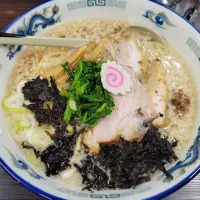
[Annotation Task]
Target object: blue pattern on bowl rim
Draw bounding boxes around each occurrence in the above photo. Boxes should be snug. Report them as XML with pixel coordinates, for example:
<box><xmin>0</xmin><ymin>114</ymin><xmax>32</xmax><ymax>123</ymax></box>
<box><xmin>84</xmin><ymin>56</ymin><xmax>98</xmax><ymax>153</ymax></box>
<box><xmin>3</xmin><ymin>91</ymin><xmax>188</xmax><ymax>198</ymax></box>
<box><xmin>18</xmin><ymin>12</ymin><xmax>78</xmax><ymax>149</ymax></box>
<box><xmin>143</xmin><ymin>10</ymin><xmax>177</xmax><ymax>28</ymax></box>
<box><xmin>3</xmin><ymin>147</ymin><xmax>44</xmax><ymax>180</ymax></box>
<box><xmin>67</xmin><ymin>0</ymin><xmax>127</xmax><ymax>11</ymax></box>
<box><xmin>7</xmin><ymin>5</ymin><xmax>61</xmax><ymax>60</ymax></box>
<box><xmin>168</xmin><ymin>127</ymin><xmax>200</xmax><ymax>175</ymax></box>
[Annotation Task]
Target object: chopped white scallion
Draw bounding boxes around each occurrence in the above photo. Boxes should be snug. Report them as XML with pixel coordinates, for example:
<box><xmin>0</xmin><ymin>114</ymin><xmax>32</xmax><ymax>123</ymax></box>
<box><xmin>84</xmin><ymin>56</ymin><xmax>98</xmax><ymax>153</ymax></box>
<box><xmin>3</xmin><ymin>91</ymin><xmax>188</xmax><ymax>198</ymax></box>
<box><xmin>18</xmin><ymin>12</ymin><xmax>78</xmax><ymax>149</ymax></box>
<box><xmin>60</xmin><ymin>167</ymin><xmax>77</xmax><ymax>180</ymax></box>
<box><xmin>69</xmin><ymin>99</ymin><xmax>77</xmax><ymax>111</ymax></box>
<box><xmin>2</xmin><ymin>93</ymin><xmax>24</xmax><ymax>112</ymax></box>
<box><xmin>28</xmin><ymin>129</ymin><xmax>52</xmax><ymax>150</ymax></box>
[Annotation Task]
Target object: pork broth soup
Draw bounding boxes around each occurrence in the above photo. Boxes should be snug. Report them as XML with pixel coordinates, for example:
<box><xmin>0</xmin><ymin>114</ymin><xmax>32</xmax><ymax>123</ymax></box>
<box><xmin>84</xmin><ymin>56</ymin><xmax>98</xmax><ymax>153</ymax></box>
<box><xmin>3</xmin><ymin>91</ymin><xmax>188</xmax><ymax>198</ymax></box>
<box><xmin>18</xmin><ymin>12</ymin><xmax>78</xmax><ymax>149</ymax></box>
<box><xmin>2</xmin><ymin>19</ymin><xmax>197</xmax><ymax>190</ymax></box>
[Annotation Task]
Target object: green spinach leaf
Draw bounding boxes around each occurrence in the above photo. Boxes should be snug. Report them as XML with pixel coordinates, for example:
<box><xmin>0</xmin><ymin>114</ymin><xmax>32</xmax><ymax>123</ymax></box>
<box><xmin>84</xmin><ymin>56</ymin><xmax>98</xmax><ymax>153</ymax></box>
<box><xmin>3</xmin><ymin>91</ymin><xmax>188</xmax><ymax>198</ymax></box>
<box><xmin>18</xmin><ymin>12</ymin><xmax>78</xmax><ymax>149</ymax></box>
<box><xmin>62</xmin><ymin>60</ymin><xmax>115</xmax><ymax>127</ymax></box>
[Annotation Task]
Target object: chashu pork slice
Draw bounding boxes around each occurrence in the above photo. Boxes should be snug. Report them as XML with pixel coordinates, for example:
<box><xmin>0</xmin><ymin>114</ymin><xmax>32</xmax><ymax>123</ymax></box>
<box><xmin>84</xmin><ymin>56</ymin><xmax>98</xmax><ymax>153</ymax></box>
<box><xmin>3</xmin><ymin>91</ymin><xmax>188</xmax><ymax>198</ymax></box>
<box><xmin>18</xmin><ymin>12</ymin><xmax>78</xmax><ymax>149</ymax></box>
<box><xmin>143</xmin><ymin>59</ymin><xmax>167</xmax><ymax>127</ymax></box>
<box><xmin>106</xmin><ymin>39</ymin><xmax>167</xmax><ymax>127</ymax></box>
<box><xmin>83</xmin><ymin>67</ymin><xmax>157</xmax><ymax>154</ymax></box>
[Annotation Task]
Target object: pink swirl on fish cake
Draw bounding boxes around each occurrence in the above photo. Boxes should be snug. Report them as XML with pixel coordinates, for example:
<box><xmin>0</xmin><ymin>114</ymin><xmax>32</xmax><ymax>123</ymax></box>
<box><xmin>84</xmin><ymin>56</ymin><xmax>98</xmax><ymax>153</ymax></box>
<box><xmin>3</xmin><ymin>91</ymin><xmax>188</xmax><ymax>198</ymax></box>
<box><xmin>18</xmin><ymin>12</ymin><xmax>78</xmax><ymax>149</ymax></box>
<box><xmin>101</xmin><ymin>60</ymin><xmax>132</xmax><ymax>95</ymax></box>
<box><xmin>106</xmin><ymin>66</ymin><xmax>124</xmax><ymax>88</ymax></box>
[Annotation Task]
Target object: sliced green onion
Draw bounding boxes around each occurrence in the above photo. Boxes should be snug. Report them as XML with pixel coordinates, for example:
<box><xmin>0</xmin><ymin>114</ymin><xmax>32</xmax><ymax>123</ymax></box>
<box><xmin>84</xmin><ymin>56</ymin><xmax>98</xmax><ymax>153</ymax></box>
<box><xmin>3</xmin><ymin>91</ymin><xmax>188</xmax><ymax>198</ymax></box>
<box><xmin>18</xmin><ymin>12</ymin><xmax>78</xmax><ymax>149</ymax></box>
<box><xmin>66</xmin><ymin>125</ymin><xmax>74</xmax><ymax>133</ymax></box>
<box><xmin>29</xmin><ymin>129</ymin><xmax>52</xmax><ymax>150</ymax></box>
<box><xmin>75</xmin><ymin>134</ymin><xmax>83</xmax><ymax>153</ymax></box>
<box><xmin>2</xmin><ymin>93</ymin><xmax>24</xmax><ymax>112</ymax></box>
<box><xmin>17</xmin><ymin>80</ymin><xmax>27</xmax><ymax>95</ymax></box>
<box><xmin>17</xmin><ymin>121</ymin><xmax>31</xmax><ymax>129</ymax></box>
<box><xmin>15</xmin><ymin>128</ymin><xmax>22</xmax><ymax>135</ymax></box>
<box><xmin>27</xmin><ymin>155</ymin><xmax>41</xmax><ymax>167</ymax></box>
<box><xmin>43</xmin><ymin>101</ymin><xmax>54</xmax><ymax>109</ymax></box>
<box><xmin>60</xmin><ymin>167</ymin><xmax>76</xmax><ymax>180</ymax></box>
<box><xmin>69</xmin><ymin>99</ymin><xmax>77</xmax><ymax>111</ymax></box>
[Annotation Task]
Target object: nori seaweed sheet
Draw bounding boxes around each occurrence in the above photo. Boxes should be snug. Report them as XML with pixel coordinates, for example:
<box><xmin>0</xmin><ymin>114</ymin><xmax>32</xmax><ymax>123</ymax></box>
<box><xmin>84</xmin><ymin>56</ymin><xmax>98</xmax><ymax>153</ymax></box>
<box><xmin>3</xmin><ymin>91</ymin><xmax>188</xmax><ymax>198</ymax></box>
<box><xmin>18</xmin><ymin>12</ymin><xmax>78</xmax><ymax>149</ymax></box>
<box><xmin>75</xmin><ymin>126</ymin><xmax>178</xmax><ymax>191</ymax></box>
<box><xmin>22</xmin><ymin>77</ymin><xmax>79</xmax><ymax>176</ymax></box>
<box><xmin>22</xmin><ymin>76</ymin><xmax>66</xmax><ymax>126</ymax></box>
<box><xmin>40</xmin><ymin>124</ymin><xmax>80</xmax><ymax>176</ymax></box>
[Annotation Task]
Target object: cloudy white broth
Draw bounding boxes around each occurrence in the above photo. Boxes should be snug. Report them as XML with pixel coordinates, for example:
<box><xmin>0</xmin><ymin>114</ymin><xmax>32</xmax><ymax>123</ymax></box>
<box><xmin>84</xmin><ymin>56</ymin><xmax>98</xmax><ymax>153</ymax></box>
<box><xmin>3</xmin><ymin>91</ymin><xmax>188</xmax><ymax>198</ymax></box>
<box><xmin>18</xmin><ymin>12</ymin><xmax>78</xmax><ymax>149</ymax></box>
<box><xmin>2</xmin><ymin>19</ymin><xmax>197</xmax><ymax>190</ymax></box>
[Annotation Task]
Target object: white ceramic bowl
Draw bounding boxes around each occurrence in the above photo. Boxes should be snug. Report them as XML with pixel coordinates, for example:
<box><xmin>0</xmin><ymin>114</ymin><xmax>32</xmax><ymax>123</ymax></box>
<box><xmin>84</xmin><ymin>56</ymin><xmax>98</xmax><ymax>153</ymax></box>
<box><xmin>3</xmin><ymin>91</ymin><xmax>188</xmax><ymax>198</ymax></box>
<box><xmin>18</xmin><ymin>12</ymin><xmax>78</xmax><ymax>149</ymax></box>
<box><xmin>0</xmin><ymin>0</ymin><xmax>200</xmax><ymax>199</ymax></box>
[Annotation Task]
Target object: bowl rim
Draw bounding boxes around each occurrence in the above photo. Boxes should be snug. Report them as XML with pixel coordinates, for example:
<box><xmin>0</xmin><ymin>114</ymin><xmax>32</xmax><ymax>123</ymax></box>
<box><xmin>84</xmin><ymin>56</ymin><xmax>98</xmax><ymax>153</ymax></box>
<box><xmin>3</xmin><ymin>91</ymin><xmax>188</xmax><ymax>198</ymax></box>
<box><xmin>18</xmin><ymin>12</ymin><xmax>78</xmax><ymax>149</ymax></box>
<box><xmin>0</xmin><ymin>0</ymin><xmax>200</xmax><ymax>200</ymax></box>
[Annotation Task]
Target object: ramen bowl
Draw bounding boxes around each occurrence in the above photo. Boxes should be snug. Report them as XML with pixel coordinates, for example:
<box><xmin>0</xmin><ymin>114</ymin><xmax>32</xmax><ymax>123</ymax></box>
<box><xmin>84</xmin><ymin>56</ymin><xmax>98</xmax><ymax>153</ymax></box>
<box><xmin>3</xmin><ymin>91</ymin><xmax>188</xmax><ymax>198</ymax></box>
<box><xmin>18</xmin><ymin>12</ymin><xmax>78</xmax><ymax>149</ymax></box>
<box><xmin>0</xmin><ymin>0</ymin><xmax>200</xmax><ymax>199</ymax></box>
